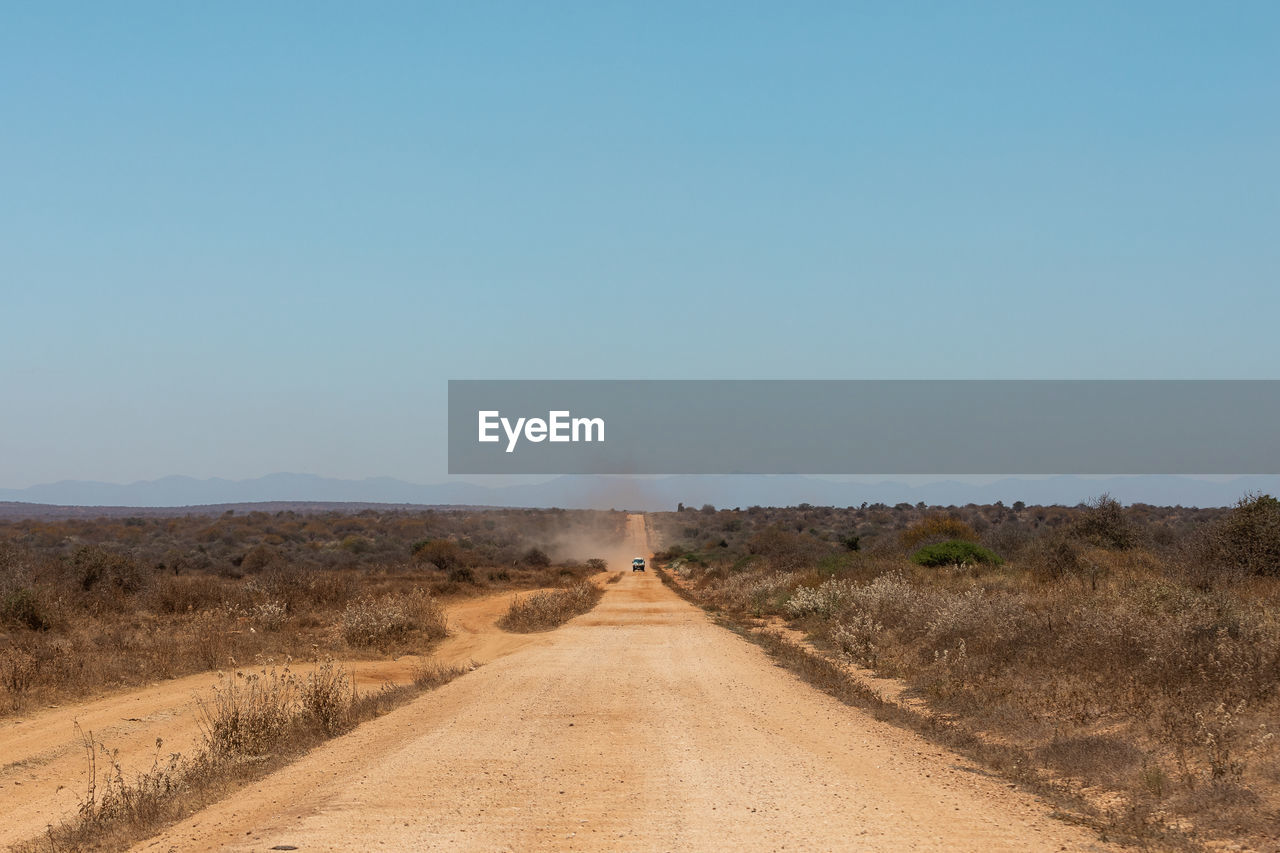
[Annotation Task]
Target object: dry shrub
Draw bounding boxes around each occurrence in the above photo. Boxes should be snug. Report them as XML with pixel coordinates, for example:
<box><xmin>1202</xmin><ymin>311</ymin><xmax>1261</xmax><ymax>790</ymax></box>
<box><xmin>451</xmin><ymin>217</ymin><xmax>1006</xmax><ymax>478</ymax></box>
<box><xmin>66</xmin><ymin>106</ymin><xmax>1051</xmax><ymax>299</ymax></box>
<box><xmin>784</xmin><ymin>578</ymin><xmax>856</xmax><ymax>618</ymax></box>
<box><xmin>305</xmin><ymin>571</ymin><xmax>357</xmax><ymax>608</ymax></box>
<box><xmin>189</xmin><ymin>611</ymin><xmax>233</xmax><ymax>671</ymax></box>
<box><xmin>1</xmin><ymin>646</ymin><xmax>38</xmax><ymax>710</ymax></box>
<box><xmin>340</xmin><ymin>588</ymin><xmax>445</xmax><ymax>648</ymax></box>
<box><xmin>251</xmin><ymin>600</ymin><xmax>288</xmax><ymax>631</ymax></box>
<box><xmin>839</xmin><ymin>570</ymin><xmax>923</xmax><ymax>626</ymax></box>
<box><xmin>299</xmin><ymin>659</ymin><xmax>354</xmax><ymax>734</ymax></box>
<box><xmin>197</xmin><ymin>667</ymin><xmax>298</xmax><ymax>759</ymax></box>
<box><xmin>1072</xmin><ymin>493</ymin><xmax>1138</xmax><ymax>550</ymax></box>
<box><xmin>412</xmin><ymin>660</ymin><xmax>472</xmax><ymax>688</ymax></box>
<box><xmin>67</xmin><ymin>725</ymin><xmax>189</xmax><ymax>843</ymax></box>
<box><xmin>146</xmin><ymin>574</ymin><xmax>225</xmax><ymax>614</ymax></box>
<box><xmin>1198</xmin><ymin>493</ymin><xmax>1280</xmax><ymax>578</ymax></box>
<box><xmin>414</xmin><ymin>539</ymin><xmax>463</xmax><ymax>572</ymax></box>
<box><xmin>521</xmin><ymin>547</ymin><xmax>551</xmax><ymax>568</ymax></box>
<box><xmin>248</xmin><ymin>562</ymin><xmax>307</xmax><ymax>612</ymax></box>
<box><xmin>498</xmin><ymin>582</ymin><xmax>602</xmax><ymax>633</ymax></box>
<box><xmin>900</xmin><ymin>515</ymin><xmax>978</xmax><ymax>549</ymax></box>
<box><xmin>714</xmin><ymin>570</ymin><xmax>799</xmax><ymax>616</ymax></box>
<box><xmin>66</xmin><ymin>546</ymin><xmax>150</xmax><ymax>611</ymax></box>
<box><xmin>746</xmin><ymin>526</ymin><xmax>829</xmax><ymax>572</ymax></box>
<box><xmin>27</xmin><ymin>660</ymin><xmax>474</xmax><ymax>853</ymax></box>
<box><xmin>2</xmin><ymin>585</ymin><xmax>51</xmax><ymax>630</ymax></box>
<box><xmin>448</xmin><ymin>566</ymin><xmax>477</xmax><ymax>584</ymax></box>
<box><xmin>239</xmin><ymin>544</ymin><xmax>284</xmax><ymax>573</ymax></box>
<box><xmin>831</xmin><ymin>611</ymin><xmax>883</xmax><ymax>668</ymax></box>
<box><xmin>1021</xmin><ymin>533</ymin><xmax>1082</xmax><ymax>579</ymax></box>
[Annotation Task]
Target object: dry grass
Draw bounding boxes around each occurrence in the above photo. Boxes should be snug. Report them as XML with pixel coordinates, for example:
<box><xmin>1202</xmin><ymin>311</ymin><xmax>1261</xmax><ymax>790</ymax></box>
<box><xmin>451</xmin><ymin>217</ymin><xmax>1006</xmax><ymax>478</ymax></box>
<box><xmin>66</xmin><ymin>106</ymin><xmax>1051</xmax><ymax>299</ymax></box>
<box><xmin>651</xmin><ymin>499</ymin><xmax>1280</xmax><ymax>850</ymax></box>
<box><xmin>0</xmin><ymin>576</ymin><xmax>459</xmax><ymax>716</ymax></box>
<box><xmin>497</xmin><ymin>582</ymin><xmax>603</xmax><ymax>633</ymax></box>
<box><xmin>20</xmin><ymin>658</ymin><xmax>472</xmax><ymax>853</ymax></box>
<box><xmin>0</xmin><ymin>510</ymin><xmax>621</xmax><ymax>716</ymax></box>
<box><xmin>659</xmin><ymin>564</ymin><xmax>1175</xmax><ymax>847</ymax></box>
<box><xmin>0</xmin><ymin>508</ymin><xmax>620</xmax><ymax>848</ymax></box>
<box><xmin>339</xmin><ymin>588</ymin><xmax>447</xmax><ymax>649</ymax></box>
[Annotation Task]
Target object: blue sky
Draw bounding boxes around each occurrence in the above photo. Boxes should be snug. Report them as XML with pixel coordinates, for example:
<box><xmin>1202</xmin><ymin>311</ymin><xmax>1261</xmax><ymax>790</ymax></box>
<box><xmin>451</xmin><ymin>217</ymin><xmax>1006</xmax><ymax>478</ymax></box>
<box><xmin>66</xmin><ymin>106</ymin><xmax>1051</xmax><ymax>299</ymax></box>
<box><xmin>2</xmin><ymin>2</ymin><xmax>1277</xmax><ymax>488</ymax></box>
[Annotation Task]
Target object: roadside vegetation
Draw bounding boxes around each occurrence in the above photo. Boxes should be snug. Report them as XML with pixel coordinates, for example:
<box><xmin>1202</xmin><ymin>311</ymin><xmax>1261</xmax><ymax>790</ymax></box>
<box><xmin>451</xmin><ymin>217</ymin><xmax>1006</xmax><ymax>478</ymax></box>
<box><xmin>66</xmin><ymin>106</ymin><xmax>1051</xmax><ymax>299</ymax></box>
<box><xmin>651</xmin><ymin>494</ymin><xmax>1280</xmax><ymax>849</ymax></box>
<box><xmin>498</xmin><ymin>581</ymin><xmax>604</xmax><ymax>632</ymax></box>
<box><xmin>0</xmin><ymin>508</ymin><xmax>623</xmax><ymax>714</ymax></box>
<box><xmin>18</xmin><ymin>659</ymin><xmax>469</xmax><ymax>853</ymax></box>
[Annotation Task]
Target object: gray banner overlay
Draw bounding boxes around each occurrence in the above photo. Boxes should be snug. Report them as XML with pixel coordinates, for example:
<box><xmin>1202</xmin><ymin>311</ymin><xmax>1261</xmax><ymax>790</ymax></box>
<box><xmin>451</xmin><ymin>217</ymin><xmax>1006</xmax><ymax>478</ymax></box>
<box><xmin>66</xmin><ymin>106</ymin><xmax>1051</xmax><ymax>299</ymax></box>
<box><xmin>448</xmin><ymin>381</ymin><xmax>1280</xmax><ymax>475</ymax></box>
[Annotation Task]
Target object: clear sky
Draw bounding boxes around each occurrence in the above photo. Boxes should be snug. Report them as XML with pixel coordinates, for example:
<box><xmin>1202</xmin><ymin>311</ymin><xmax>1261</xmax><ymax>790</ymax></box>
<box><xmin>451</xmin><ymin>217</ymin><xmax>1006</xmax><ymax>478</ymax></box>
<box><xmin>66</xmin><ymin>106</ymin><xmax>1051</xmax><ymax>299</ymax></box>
<box><xmin>2</xmin><ymin>2</ymin><xmax>1277</xmax><ymax>488</ymax></box>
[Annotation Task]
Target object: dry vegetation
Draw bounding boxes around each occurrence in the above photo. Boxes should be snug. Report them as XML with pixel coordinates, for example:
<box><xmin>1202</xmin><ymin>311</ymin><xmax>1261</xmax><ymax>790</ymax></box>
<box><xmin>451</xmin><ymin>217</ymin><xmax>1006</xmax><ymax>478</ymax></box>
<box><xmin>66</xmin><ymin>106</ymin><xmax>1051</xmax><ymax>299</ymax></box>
<box><xmin>1</xmin><ymin>506</ymin><xmax>623</xmax><ymax>851</ymax></box>
<box><xmin>651</xmin><ymin>495</ymin><xmax>1280</xmax><ymax>848</ymax></box>
<box><xmin>497</xmin><ymin>582</ymin><xmax>604</xmax><ymax>633</ymax></box>
<box><xmin>19</xmin><ymin>659</ymin><xmax>469</xmax><ymax>853</ymax></box>
<box><xmin>0</xmin><ymin>508</ymin><xmax>624</xmax><ymax>714</ymax></box>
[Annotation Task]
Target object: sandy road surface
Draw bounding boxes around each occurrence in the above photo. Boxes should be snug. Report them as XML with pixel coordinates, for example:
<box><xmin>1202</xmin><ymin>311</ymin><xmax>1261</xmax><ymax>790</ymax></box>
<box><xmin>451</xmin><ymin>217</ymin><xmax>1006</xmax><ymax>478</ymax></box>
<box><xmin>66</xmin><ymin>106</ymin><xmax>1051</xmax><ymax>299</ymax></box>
<box><xmin>134</xmin><ymin>515</ymin><xmax>1111</xmax><ymax>852</ymax></box>
<box><xmin>0</xmin><ymin>591</ymin><xmax>552</xmax><ymax>849</ymax></box>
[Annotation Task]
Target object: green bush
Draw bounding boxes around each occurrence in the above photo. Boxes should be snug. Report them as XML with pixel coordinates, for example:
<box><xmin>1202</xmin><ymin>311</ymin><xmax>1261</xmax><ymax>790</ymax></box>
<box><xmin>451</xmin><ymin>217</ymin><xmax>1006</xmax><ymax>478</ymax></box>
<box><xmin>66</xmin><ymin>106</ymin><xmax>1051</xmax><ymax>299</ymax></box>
<box><xmin>910</xmin><ymin>540</ymin><xmax>1003</xmax><ymax>567</ymax></box>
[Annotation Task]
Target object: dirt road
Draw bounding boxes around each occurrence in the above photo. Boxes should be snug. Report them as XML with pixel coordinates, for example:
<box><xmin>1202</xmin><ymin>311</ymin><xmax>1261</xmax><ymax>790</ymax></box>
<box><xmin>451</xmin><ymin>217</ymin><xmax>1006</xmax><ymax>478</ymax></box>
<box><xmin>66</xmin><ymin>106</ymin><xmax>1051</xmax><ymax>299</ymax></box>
<box><xmin>131</xmin><ymin>515</ymin><xmax>1110</xmax><ymax>852</ymax></box>
<box><xmin>0</xmin><ymin>591</ymin><xmax>552</xmax><ymax>849</ymax></box>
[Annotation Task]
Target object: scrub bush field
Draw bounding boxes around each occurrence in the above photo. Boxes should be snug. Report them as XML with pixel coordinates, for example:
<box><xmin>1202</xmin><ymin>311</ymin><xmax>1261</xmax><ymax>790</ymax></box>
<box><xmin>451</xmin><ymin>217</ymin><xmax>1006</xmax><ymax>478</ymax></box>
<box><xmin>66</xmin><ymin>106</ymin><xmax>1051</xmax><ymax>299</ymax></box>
<box><xmin>651</xmin><ymin>494</ymin><xmax>1280</xmax><ymax>848</ymax></box>
<box><xmin>0</xmin><ymin>508</ymin><xmax>624</xmax><ymax>714</ymax></box>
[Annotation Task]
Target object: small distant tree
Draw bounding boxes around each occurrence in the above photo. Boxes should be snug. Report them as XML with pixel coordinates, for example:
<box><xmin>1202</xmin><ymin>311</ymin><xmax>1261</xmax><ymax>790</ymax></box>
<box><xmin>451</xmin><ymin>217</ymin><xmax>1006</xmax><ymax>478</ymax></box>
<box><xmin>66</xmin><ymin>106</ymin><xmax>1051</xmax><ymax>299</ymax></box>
<box><xmin>1201</xmin><ymin>493</ymin><xmax>1280</xmax><ymax>576</ymax></box>
<box><xmin>240</xmin><ymin>544</ymin><xmax>283</xmax><ymax>573</ymax></box>
<box><xmin>415</xmin><ymin>539</ymin><xmax>462</xmax><ymax>572</ymax></box>
<box><xmin>522</xmin><ymin>547</ymin><xmax>551</xmax><ymax>568</ymax></box>
<box><xmin>68</xmin><ymin>546</ymin><xmax>147</xmax><ymax>594</ymax></box>
<box><xmin>1022</xmin><ymin>533</ymin><xmax>1082</xmax><ymax>579</ymax></box>
<box><xmin>900</xmin><ymin>516</ymin><xmax>978</xmax><ymax>549</ymax></box>
<box><xmin>1072</xmin><ymin>493</ymin><xmax>1136</xmax><ymax>550</ymax></box>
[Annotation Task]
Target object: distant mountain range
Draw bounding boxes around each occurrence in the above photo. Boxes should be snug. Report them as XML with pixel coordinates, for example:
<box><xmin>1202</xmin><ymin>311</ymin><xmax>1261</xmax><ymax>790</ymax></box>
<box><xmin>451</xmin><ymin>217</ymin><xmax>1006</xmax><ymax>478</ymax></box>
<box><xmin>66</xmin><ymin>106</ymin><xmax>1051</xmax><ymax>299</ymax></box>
<box><xmin>1</xmin><ymin>473</ymin><xmax>1278</xmax><ymax>514</ymax></box>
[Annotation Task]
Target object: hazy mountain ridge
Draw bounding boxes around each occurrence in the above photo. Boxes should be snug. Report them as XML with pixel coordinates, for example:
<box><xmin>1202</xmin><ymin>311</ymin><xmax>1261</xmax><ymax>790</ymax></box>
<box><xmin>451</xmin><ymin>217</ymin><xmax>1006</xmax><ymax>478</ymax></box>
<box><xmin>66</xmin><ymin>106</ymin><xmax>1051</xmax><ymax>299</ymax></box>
<box><xmin>2</xmin><ymin>473</ymin><xmax>1278</xmax><ymax>513</ymax></box>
